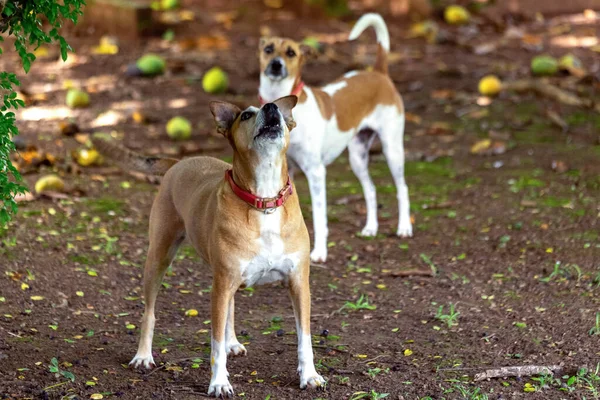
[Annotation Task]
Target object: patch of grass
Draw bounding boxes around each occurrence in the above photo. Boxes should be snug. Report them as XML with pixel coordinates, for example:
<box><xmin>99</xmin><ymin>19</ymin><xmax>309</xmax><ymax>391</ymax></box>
<box><xmin>539</xmin><ymin>261</ymin><xmax>583</xmax><ymax>283</ymax></box>
<box><xmin>366</xmin><ymin>367</ymin><xmax>389</xmax><ymax>379</ymax></box>
<box><xmin>406</xmin><ymin>157</ymin><xmax>455</xmax><ymax>179</ymax></box>
<box><xmin>444</xmin><ymin>383</ymin><xmax>489</xmax><ymax>400</ymax></box>
<box><xmin>540</xmin><ymin>196</ymin><xmax>572</xmax><ymax>208</ymax></box>
<box><xmin>589</xmin><ymin>313</ymin><xmax>600</xmax><ymax>336</ymax></box>
<box><xmin>508</xmin><ymin>176</ymin><xmax>545</xmax><ymax>193</ymax></box>
<box><xmin>350</xmin><ymin>390</ymin><xmax>389</xmax><ymax>400</ymax></box>
<box><xmin>84</xmin><ymin>197</ymin><xmax>126</xmax><ymax>215</ymax></box>
<box><xmin>435</xmin><ymin>303</ymin><xmax>460</xmax><ymax>328</ymax></box>
<box><xmin>48</xmin><ymin>357</ymin><xmax>75</xmax><ymax>382</ymax></box>
<box><xmin>341</xmin><ymin>294</ymin><xmax>376</xmax><ymax>312</ymax></box>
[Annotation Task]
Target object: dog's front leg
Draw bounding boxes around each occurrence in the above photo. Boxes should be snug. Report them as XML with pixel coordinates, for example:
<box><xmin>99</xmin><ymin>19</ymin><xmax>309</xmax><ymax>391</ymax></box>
<box><xmin>225</xmin><ymin>296</ymin><xmax>247</xmax><ymax>357</ymax></box>
<box><xmin>306</xmin><ymin>164</ymin><xmax>329</xmax><ymax>262</ymax></box>
<box><xmin>208</xmin><ymin>275</ymin><xmax>236</xmax><ymax>398</ymax></box>
<box><xmin>289</xmin><ymin>267</ymin><xmax>326</xmax><ymax>389</ymax></box>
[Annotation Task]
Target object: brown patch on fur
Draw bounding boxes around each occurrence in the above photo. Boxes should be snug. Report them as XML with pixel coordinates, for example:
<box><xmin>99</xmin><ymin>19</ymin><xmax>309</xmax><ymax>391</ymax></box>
<box><xmin>311</xmin><ymin>88</ymin><xmax>334</xmax><ymax>120</ymax></box>
<box><xmin>316</xmin><ymin>71</ymin><xmax>403</xmax><ymax>132</ymax></box>
<box><xmin>374</xmin><ymin>44</ymin><xmax>388</xmax><ymax>74</ymax></box>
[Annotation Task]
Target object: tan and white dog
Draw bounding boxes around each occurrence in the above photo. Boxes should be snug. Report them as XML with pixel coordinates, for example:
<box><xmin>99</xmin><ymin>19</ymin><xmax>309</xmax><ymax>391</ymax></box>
<box><xmin>93</xmin><ymin>97</ymin><xmax>325</xmax><ymax>397</ymax></box>
<box><xmin>258</xmin><ymin>13</ymin><xmax>412</xmax><ymax>262</ymax></box>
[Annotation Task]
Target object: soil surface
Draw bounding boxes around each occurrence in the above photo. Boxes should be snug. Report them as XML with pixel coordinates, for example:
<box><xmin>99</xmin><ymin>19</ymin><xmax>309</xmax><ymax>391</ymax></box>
<box><xmin>1</xmin><ymin>1</ymin><xmax>600</xmax><ymax>399</ymax></box>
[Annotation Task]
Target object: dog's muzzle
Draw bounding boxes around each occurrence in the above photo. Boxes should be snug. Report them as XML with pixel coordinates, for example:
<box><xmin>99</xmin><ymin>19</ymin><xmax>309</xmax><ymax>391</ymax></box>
<box><xmin>255</xmin><ymin>103</ymin><xmax>282</xmax><ymax>141</ymax></box>
<box><xmin>265</xmin><ymin>58</ymin><xmax>287</xmax><ymax>80</ymax></box>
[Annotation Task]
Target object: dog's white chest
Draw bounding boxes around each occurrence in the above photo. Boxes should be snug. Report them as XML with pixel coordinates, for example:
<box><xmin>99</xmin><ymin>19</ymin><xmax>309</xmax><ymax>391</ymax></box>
<box><xmin>239</xmin><ymin>211</ymin><xmax>299</xmax><ymax>287</ymax></box>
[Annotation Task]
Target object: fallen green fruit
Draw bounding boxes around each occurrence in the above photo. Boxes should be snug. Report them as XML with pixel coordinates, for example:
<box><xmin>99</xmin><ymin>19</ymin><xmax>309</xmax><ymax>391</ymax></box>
<box><xmin>202</xmin><ymin>67</ymin><xmax>228</xmax><ymax>94</ymax></box>
<box><xmin>166</xmin><ymin>116</ymin><xmax>192</xmax><ymax>140</ymax></box>
<box><xmin>65</xmin><ymin>89</ymin><xmax>90</xmax><ymax>108</ymax></box>
<box><xmin>136</xmin><ymin>54</ymin><xmax>166</xmax><ymax>76</ymax></box>
<box><xmin>531</xmin><ymin>55</ymin><xmax>558</xmax><ymax>76</ymax></box>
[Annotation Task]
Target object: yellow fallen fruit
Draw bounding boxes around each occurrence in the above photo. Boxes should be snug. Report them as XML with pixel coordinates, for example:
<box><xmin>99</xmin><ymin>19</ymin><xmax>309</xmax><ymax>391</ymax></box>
<box><xmin>202</xmin><ymin>66</ymin><xmax>229</xmax><ymax>94</ymax></box>
<box><xmin>470</xmin><ymin>139</ymin><xmax>492</xmax><ymax>154</ymax></box>
<box><xmin>76</xmin><ymin>148</ymin><xmax>103</xmax><ymax>167</ymax></box>
<box><xmin>161</xmin><ymin>0</ymin><xmax>178</xmax><ymax>10</ymax></box>
<box><xmin>478</xmin><ymin>75</ymin><xmax>502</xmax><ymax>96</ymax></box>
<box><xmin>35</xmin><ymin>175</ymin><xmax>65</xmax><ymax>194</ymax></box>
<box><xmin>166</xmin><ymin>116</ymin><xmax>192</xmax><ymax>140</ymax></box>
<box><xmin>185</xmin><ymin>309</ymin><xmax>199</xmax><ymax>317</ymax></box>
<box><xmin>65</xmin><ymin>89</ymin><xmax>90</xmax><ymax>108</ymax></box>
<box><xmin>444</xmin><ymin>5</ymin><xmax>470</xmax><ymax>25</ymax></box>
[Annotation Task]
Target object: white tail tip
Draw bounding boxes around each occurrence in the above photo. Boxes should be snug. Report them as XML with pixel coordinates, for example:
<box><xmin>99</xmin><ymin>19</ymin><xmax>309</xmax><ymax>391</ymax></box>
<box><xmin>348</xmin><ymin>13</ymin><xmax>390</xmax><ymax>52</ymax></box>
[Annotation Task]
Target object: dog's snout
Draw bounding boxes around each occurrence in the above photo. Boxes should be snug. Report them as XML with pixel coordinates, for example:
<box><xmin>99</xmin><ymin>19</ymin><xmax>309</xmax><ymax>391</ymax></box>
<box><xmin>262</xmin><ymin>102</ymin><xmax>278</xmax><ymax>115</ymax></box>
<box><xmin>270</xmin><ymin>59</ymin><xmax>282</xmax><ymax>72</ymax></box>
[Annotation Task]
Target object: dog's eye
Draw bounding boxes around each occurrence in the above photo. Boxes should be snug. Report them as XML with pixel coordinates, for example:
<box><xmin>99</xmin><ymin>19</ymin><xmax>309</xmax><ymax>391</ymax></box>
<box><xmin>240</xmin><ymin>111</ymin><xmax>253</xmax><ymax>121</ymax></box>
<box><xmin>286</xmin><ymin>48</ymin><xmax>296</xmax><ymax>58</ymax></box>
<box><xmin>264</xmin><ymin>44</ymin><xmax>274</xmax><ymax>54</ymax></box>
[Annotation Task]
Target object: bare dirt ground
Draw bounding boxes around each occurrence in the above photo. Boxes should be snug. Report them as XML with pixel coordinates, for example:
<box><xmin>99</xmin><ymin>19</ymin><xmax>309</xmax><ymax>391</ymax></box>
<box><xmin>1</xmin><ymin>1</ymin><xmax>599</xmax><ymax>399</ymax></box>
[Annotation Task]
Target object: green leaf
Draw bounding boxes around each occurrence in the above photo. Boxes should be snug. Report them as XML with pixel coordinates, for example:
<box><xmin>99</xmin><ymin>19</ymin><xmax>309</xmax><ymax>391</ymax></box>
<box><xmin>60</xmin><ymin>370</ymin><xmax>75</xmax><ymax>382</ymax></box>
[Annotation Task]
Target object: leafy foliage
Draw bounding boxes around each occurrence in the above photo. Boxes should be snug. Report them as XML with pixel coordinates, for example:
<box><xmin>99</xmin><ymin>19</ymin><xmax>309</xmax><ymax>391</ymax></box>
<box><xmin>0</xmin><ymin>0</ymin><xmax>85</xmax><ymax>225</ymax></box>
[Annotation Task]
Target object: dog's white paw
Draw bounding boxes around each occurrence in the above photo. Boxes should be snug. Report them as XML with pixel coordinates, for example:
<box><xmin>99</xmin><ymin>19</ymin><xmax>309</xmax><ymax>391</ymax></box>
<box><xmin>226</xmin><ymin>342</ymin><xmax>247</xmax><ymax>357</ymax></box>
<box><xmin>359</xmin><ymin>225</ymin><xmax>378</xmax><ymax>237</ymax></box>
<box><xmin>397</xmin><ymin>223</ymin><xmax>413</xmax><ymax>238</ymax></box>
<box><xmin>300</xmin><ymin>373</ymin><xmax>326</xmax><ymax>390</ymax></box>
<box><xmin>310</xmin><ymin>247</ymin><xmax>328</xmax><ymax>263</ymax></box>
<box><xmin>208</xmin><ymin>378</ymin><xmax>234</xmax><ymax>398</ymax></box>
<box><xmin>129</xmin><ymin>353</ymin><xmax>155</xmax><ymax>369</ymax></box>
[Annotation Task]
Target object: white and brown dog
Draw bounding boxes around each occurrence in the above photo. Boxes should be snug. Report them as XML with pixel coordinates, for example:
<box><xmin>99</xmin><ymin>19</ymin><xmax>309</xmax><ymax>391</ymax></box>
<box><xmin>258</xmin><ymin>13</ymin><xmax>412</xmax><ymax>262</ymax></box>
<box><xmin>93</xmin><ymin>97</ymin><xmax>325</xmax><ymax>397</ymax></box>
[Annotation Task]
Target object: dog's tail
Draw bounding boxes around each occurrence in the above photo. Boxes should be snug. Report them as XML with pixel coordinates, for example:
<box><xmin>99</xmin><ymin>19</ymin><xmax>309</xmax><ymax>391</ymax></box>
<box><xmin>348</xmin><ymin>13</ymin><xmax>390</xmax><ymax>75</ymax></box>
<box><xmin>91</xmin><ymin>134</ymin><xmax>178</xmax><ymax>176</ymax></box>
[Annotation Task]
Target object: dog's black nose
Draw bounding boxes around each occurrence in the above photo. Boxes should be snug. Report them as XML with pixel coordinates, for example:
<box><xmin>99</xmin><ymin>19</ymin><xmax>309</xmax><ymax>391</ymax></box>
<box><xmin>262</xmin><ymin>102</ymin><xmax>278</xmax><ymax>115</ymax></box>
<box><xmin>270</xmin><ymin>59</ymin><xmax>282</xmax><ymax>72</ymax></box>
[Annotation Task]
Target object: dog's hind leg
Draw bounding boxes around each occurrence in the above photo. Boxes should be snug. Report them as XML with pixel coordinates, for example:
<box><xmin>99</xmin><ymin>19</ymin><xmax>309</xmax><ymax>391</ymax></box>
<box><xmin>378</xmin><ymin>113</ymin><xmax>413</xmax><ymax>237</ymax></box>
<box><xmin>348</xmin><ymin>129</ymin><xmax>379</xmax><ymax>237</ymax></box>
<box><xmin>130</xmin><ymin>194</ymin><xmax>185</xmax><ymax>369</ymax></box>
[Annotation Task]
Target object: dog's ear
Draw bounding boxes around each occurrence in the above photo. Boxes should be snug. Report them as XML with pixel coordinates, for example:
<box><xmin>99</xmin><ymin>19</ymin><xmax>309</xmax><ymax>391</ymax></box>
<box><xmin>300</xmin><ymin>43</ymin><xmax>318</xmax><ymax>61</ymax></box>
<box><xmin>209</xmin><ymin>101</ymin><xmax>241</xmax><ymax>137</ymax></box>
<box><xmin>273</xmin><ymin>95</ymin><xmax>298</xmax><ymax>131</ymax></box>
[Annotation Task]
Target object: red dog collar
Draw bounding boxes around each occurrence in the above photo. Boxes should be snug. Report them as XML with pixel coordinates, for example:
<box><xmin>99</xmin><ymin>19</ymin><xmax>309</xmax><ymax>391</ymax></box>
<box><xmin>225</xmin><ymin>169</ymin><xmax>293</xmax><ymax>211</ymax></box>
<box><xmin>259</xmin><ymin>81</ymin><xmax>305</xmax><ymax>105</ymax></box>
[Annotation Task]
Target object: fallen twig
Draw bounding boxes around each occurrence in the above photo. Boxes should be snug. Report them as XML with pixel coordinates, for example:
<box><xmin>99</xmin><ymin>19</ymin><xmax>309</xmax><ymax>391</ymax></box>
<box><xmin>504</xmin><ymin>79</ymin><xmax>592</xmax><ymax>108</ymax></box>
<box><xmin>146</xmin><ymin>356</ymin><xmax>209</xmax><ymax>376</ymax></box>
<box><xmin>474</xmin><ymin>365</ymin><xmax>563</xmax><ymax>381</ymax></box>
<box><xmin>387</xmin><ymin>269</ymin><xmax>435</xmax><ymax>278</ymax></box>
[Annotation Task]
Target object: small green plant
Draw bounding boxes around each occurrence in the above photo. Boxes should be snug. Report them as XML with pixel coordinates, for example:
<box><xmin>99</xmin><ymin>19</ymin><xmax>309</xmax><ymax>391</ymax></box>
<box><xmin>48</xmin><ymin>357</ymin><xmax>75</xmax><ymax>382</ymax></box>
<box><xmin>336</xmin><ymin>375</ymin><xmax>350</xmax><ymax>385</ymax></box>
<box><xmin>435</xmin><ymin>303</ymin><xmax>460</xmax><ymax>328</ymax></box>
<box><xmin>341</xmin><ymin>294</ymin><xmax>376</xmax><ymax>312</ymax></box>
<box><xmin>449</xmin><ymin>383</ymin><xmax>489</xmax><ymax>400</ymax></box>
<box><xmin>420</xmin><ymin>253</ymin><xmax>438</xmax><ymax>274</ymax></box>
<box><xmin>589</xmin><ymin>313</ymin><xmax>600</xmax><ymax>336</ymax></box>
<box><xmin>531</xmin><ymin>373</ymin><xmax>553</xmax><ymax>390</ymax></box>
<box><xmin>366</xmin><ymin>367</ymin><xmax>389</xmax><ymax>379</ymax></box>
<box><xmin>350</xmin><ymin>390</ymin><xmax>389</xmax><ymax>400</ymax></box>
